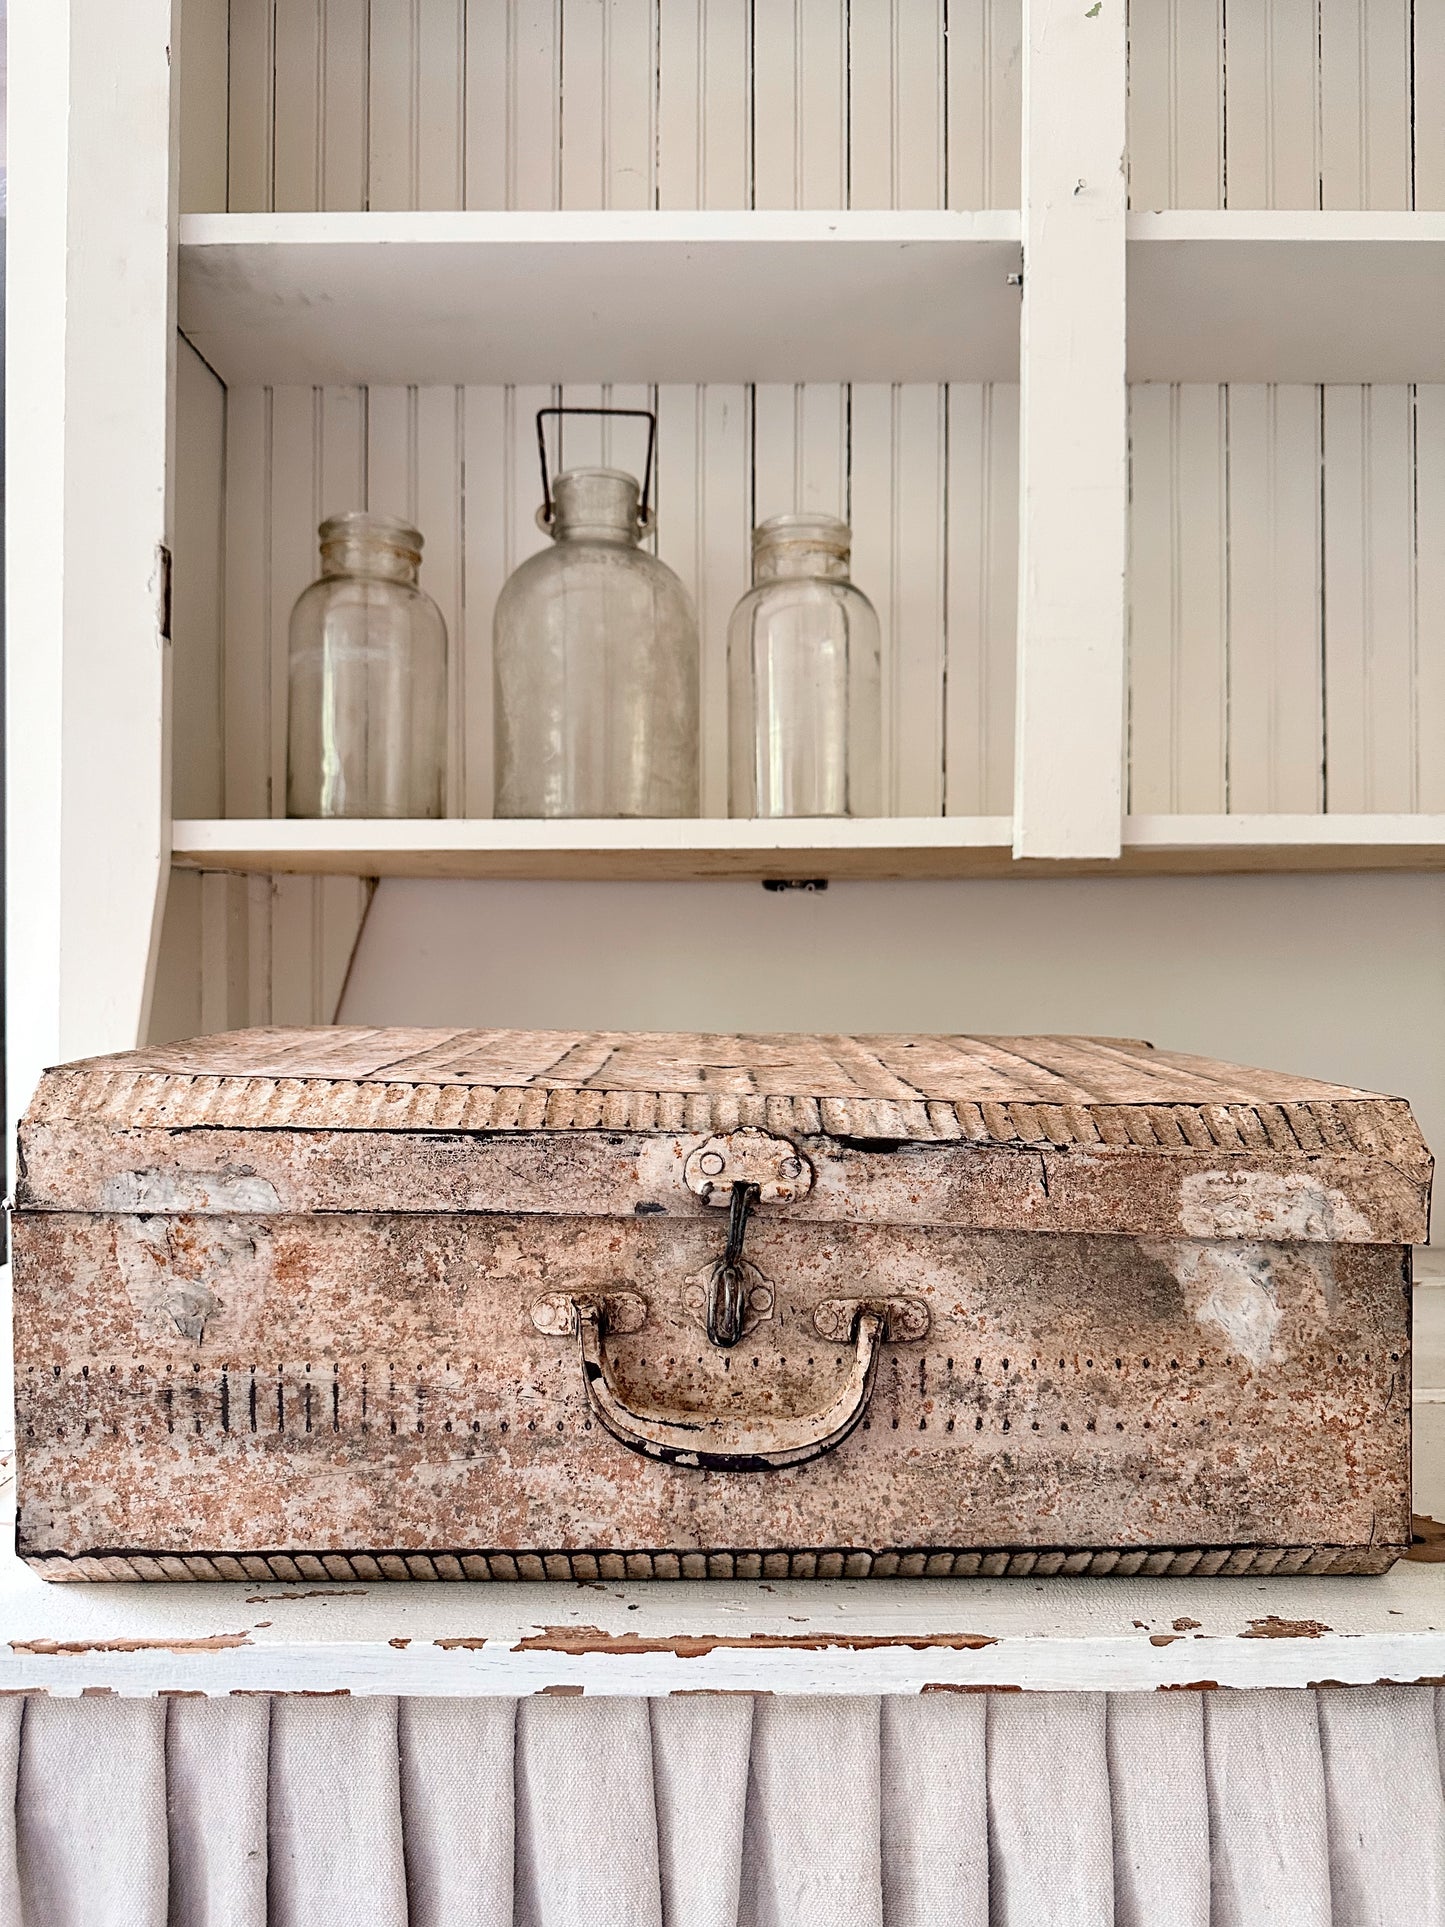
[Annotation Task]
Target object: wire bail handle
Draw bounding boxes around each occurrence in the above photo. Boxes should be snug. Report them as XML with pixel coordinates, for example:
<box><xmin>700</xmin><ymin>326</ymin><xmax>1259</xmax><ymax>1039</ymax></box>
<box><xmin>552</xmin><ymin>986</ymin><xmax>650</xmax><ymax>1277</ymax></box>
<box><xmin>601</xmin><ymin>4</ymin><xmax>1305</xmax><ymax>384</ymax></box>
<box><xmin>536</xmin><ymin>406</ymin><xmax>659</xmax><ymax>536</ymax></box>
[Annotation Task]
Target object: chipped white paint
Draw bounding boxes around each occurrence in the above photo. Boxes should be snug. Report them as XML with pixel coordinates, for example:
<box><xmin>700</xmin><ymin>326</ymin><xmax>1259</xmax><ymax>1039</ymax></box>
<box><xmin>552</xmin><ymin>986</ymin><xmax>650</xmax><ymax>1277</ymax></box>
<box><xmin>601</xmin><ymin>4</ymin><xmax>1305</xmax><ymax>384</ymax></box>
<box><xmin>1161</xmin><ymin>1242</ymin><xmax>1286</xmax><ymax>1370</ymax></box>
<box><xmin>0</xmin><ymin>1545</ymin><xmax>1440</xmax><ymax>1697</ymax></box>
<box><xmin>1177</xmin><ymin>1170</ymin><xmax>1376</xmax><ymax>1243</ymax></box>
<box><xmin>100</xmin><ymin>1169</ymin><xmax>283</xmax><ymax>1214</ymax></box>
<box><xmin>115</xmin><ymin>1217</ymin><xmax>272</xmax><ymax>1347</ymax></box>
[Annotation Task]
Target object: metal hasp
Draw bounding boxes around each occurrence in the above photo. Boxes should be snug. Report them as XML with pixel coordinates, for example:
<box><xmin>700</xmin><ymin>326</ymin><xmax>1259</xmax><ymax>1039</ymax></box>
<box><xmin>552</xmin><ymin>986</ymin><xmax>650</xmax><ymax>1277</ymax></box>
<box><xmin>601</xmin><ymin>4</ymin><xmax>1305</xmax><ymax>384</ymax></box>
<box><xmin>684</xmin><ymin>1128</ymin><xmax>815</xmax><ymax>1205</ymax></box>
<box><xmin>685</xmin><ymin>1130</ymin><xmax>815</xmax><ymax>1348</ymax></box>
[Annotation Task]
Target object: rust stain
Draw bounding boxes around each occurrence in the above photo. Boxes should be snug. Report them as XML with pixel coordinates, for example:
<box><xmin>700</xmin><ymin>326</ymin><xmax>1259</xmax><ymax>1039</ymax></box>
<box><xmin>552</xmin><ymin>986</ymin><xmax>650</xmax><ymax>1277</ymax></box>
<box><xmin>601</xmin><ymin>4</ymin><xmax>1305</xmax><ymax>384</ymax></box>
<box><xmin>920</xmin><ymin>1681</ymin><xmax>1021</xmax><ymax>1695</ymax></box>
<box><xmin>1172</xmin><ymin>1617</ymin><xmax>1202</xmax><ymax>1631</ymax></box>
<box><xmin>510</xmin><ymin>1624</ymin><xmax>999</xmax><ymax>1658</ymax></box>
<box><xmin>1149</xmin><ymin>1633</ymin><xmax>1179</xmax><ymax>1647</ymax></box>
<box><xmin>540</xmin><ymin>1684</ymin><xmax>585</xmax><ymax>1696</ymax></box>
<box><xmin>1158</xmin><ymin>1680</ymin><xmax>1221</xmax><ymax>1691</ymax></box>
<box><xmin>80</xmin><ymin>1686</ymin><xmax>116</xmax><ymax>1697</ymax></box>
<box><xmin>1240</xmin><ymin>1616</ymin><xmax>1329</xmax><ymax>1640</ymax></box>
<box><xmin>244</xmin><ymin>1591</ymin><xmax>368</xmax><ymax>1603</ymax></box>
<box><xmin>668</xmin><ymin>1688</ymin><xmax>770</xmax><ymax>1697</ymax></box>
<box><xmin>388</xmin><ymin>1637</ymin><xmax>411</xmax><ymax>1649</ymax></box>
<box><xmin>160</xmin><ymin>1690</ymin><xmax>208</xmax><ymax>1698</ymax></box>
<box><xmin>11</xmin><ymin>1634</ymin><xmax>252</xmax><ymax>1655</ymax></box>
<box><xmin>434</xmin><ymin>1637</ymin><xmax>488</xmax><ymax>1651</ymax></box>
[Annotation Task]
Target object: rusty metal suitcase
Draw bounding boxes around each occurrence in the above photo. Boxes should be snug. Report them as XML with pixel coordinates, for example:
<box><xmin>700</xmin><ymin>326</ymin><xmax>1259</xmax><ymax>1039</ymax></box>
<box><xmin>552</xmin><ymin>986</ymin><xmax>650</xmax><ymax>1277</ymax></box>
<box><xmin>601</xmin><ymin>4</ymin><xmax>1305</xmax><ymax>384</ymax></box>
<box><xmin>12</xmin><ymin>1026</ymin><xmax>1431</xmax><ymax>1580</ymax></box>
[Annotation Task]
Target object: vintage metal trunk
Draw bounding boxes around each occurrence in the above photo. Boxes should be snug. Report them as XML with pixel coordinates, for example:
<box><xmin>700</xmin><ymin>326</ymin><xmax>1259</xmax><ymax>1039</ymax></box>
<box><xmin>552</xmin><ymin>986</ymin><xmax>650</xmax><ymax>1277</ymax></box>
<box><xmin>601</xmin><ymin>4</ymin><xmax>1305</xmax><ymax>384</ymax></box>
<box><xmin>12</xmin><ymin>1027</ymin><xmax>1431</xmax><ymax>1581</ymax></box>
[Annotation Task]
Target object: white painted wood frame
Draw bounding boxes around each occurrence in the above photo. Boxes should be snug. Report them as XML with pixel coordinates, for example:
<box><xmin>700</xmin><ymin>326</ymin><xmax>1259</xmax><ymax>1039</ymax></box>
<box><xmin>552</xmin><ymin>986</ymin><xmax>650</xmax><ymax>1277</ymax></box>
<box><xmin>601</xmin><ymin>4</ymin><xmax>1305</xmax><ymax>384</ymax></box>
<box><xmin>5</xmin><ymin>0</ymin><xmax>178</xmax><ymax>1144</ymax></box>
<box><xmin>1012</xmin><ymin>0</ymin><xmax>1128</xmax><ymax>860</ymax></box>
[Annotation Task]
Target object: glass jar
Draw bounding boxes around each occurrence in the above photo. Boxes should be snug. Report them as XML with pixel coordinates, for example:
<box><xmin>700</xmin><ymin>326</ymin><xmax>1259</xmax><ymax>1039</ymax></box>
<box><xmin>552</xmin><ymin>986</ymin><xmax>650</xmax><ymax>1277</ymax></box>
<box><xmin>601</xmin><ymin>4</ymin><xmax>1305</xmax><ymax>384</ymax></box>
<box><xmin>286</xmin><ymin>513</ymin><xmax>448</xmax><ymax>818</ymax></box>
<box><xmin>493</xmin><ymin>468</ymin><xmax>699</xmax><ymax>818</ymax></box>
<box><xmin>728</xmin><ymin>514</ymin><xmax>881</xmax><ymax>817</ymax></box>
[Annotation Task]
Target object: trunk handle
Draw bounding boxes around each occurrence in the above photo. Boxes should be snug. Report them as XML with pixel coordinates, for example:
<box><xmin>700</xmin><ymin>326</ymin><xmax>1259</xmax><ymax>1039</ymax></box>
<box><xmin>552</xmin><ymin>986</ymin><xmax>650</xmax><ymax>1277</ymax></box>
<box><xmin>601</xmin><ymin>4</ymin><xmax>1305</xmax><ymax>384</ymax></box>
<box><xmin>564</xmin><ymin>1296</ymin><xmax>897</xmax><ymax>1473</ymax></box>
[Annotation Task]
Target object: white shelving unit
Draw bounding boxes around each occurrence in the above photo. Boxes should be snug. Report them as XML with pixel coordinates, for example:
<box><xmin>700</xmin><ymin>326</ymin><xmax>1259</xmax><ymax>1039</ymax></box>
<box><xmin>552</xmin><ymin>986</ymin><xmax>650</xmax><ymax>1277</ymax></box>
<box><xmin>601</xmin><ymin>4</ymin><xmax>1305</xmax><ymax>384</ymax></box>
<box><xmin>172</xmin><ymin>812</ymin><xmax>1445</xmax><ymax>880</ymax></box>
<box><xmin>9</xmin><ymin>0</ymin><xmax>1445</xmax><ymax>1688</ymax></box>
<box><xmin>179</xmin><ymin>210</ymin><xmax>1024</xmax><ymax>384</ymax></box>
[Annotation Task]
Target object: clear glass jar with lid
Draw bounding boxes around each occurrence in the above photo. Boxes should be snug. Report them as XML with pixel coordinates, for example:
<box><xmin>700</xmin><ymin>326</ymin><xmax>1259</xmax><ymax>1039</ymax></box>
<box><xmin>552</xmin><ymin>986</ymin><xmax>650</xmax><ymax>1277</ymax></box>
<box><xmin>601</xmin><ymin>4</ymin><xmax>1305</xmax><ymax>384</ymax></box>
<box><xmin>728</xmin><ymin>514</ymin><xmax>881</xmax><ymax>817</ymax></box>
<box><xmin>286</xmin><ymin>512</ymin><xmax>448</xmax><ymax>818</ymax></box>
<box><xmin>493</xmin><ymin>409</ymin><xmax>699</xmax><ymax>818</ymax></box>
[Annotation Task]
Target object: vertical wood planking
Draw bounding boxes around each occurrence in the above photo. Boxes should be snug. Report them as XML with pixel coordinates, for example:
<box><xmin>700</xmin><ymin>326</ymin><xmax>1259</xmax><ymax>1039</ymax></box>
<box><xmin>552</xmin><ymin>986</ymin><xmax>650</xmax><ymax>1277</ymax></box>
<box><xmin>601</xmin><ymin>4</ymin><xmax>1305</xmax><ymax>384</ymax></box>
<box><xmin>172</xmin><ymin>341</ymin><xmax>228</xmax><ymax>820</ymax></box>
<box><xmin>1414</xmin><ymin>389</ymin><xmax>1445</xmax><ymax>808</ymax></box>
<box><xmin>847</xmin><ymin>0</ymin><xmax>946</xmax><ymax>210</ymax></box>
<box><xmin>1322</xmin><ymin>384</ymin><xmax>1417</xmax><ymax>810</ymax></box>
<box><xmin>694</xmin><ymin>386</ymin><xmax>751</xmax><ymax>813</ymax></box>
<box><xmin>1127</xmin><ymin>384</ymin><xmax>1227</xmax><ymax>811</ymax></box>
<box><xmin>230</xmin><ymin>0</ymin><xmax>1035</xmax><ymax>214</ymax></box>
<box><xmin>461</xmin><ymin>386</ymin><xmax>510</xmax><ymax>814</ymax></box>
<box><xmin>656</xmin><ymin>0</ymin><xmax>750</xmax><ymax>209</ymax></box>
<box><xmin>1225</xmin><ymin>384</ymin><xmax>1323</xmax><ymax>811</ymax></box>
<box><xmin>368</xmin><ymin>1</ymin><xmax>417</xmax><ymax>209</ymax></box>
<box><xmin>891</xmin><ymin>388</ymin><xmax>948</xmax><ymax>815</ymax></box>
<box><xmin>415</xmin><ymin>389</ymin><xmax>468</xmax><ymax>812</ymax></box>
<box><xmin>178</xmin><ymin>0</ymin><xmax>231</xmax><ymax>212</ymax></box>
<box><xmin>509</xmin><ymin>0</ymin><xmax>563</xmax><ymax>209</ymax></box>
<box><xmin>148</xmin><ymin>871</ymin><xmax>205</xmax><ymax>1044</ymax></box>
<box><xmin>797</xmin><ymin>0</ymin><xmax>848</xmax><ymax>207</ymax></box>
<box><xmin>945</xmin><ymin>384</ymin><xmax>1018</xmax><ymax>816</ymax></box>
<box><xmin>464</xmin><ymin>0</ymin><xmax>509</xmax><ymax>206</ymax></box>
<box><xmin>273</xmin><ymin>0</ymin><xmax>323</xmax><ymax>211</ymax></box>
<box><xmin>1127</xmin><ymin>384</ymin><xmax>1175</xmax><ymax>810</ymax></box>
<box><xmin>1014</xmin><ymin>0</ymin><xmax>1127</xmax><ymax>857</ymax></box>
<box><xmin>1221</xmin><ymin>0</ymin><xmax>1320</xmax><ymax>208</ymax></box>
<box><xmin>1317</xmin><ymin>0</ymin><xmax>1412</xmax><ymax>210</ymax></box>
<box><xmin>555</xmin><ymin>0</ymin><xmax>664</xmax><ymax>210</ymax></box>
<box><xmin>267</xmin><ymin>389</ymin><xmax>321</xmax><ymax>811</ymax></box>
<box><xmin>1414</xmin><ymin>8</ymin><xmax>1445</xmax><ymax>209</ymax></box>
<box><xmin>947</xmin><ymin>0</ymin><xmax>1023</xmax><ymax>209</ymax></box>
<box><xmin>200</xmin><ymin>874</ymin><xmax>256</xmax><ymax>1032</ymax></box>
<box><xmin>1126</xmin><ymin>0</ymin><xmax>1222</xmax><ymax>210</ymax></box>
<box><xmin>322</xmin><ymin>0</ymin><xmax>370</xmax><ymax>209</ymax></box>
<box><xmin>222</xmin><ymin>389</ymin><xmax>272</xmax><ymax>817</ymax></box>
<box><xmin>892</xmin><ymin>0</ymin><xmax>946</xmax><ymax>209</ymax></box>
<box><xmin>849</xmin><ymin>387</ymin><xmax>946</xmax><ymax>816</ymax></box>
<box><xmin>846</xmin><ymin>1</ymin><xmax>893</xmax><ymax>208</ymax></box>
<box><xmin>227</xmin><ymin>0</ymin><xmax>275</xmax><ymax>209</ymax></box>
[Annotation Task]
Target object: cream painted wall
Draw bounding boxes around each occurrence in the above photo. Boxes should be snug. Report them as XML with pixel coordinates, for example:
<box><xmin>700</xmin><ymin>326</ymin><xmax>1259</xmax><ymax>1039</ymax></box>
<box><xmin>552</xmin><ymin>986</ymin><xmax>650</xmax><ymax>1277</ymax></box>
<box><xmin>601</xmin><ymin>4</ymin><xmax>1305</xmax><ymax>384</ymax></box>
<box><xmin>340</xmin><ymin>871</ymin><xmax>1445</xmax><ymax>1202</ymax></box>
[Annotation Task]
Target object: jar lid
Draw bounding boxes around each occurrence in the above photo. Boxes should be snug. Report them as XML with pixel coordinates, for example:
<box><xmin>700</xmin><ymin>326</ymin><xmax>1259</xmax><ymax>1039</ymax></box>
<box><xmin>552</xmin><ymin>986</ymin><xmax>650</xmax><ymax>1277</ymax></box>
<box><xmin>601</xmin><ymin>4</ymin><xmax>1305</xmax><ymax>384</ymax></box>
<box><xmin>318</xmin><ymin>511</ymin><xmax>424</xmax><ymax>557</ymax></box>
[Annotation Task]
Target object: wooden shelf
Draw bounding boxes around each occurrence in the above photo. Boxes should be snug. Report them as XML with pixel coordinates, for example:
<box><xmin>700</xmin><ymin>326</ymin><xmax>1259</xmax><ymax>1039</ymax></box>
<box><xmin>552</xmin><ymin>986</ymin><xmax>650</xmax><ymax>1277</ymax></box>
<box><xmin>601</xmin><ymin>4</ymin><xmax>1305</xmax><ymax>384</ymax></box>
<box><xmin>0</xmin><ymin>1542</ymin><xmax>1438</xmax><ymax>1698</ymax></box>
<box><xmin>177</xmin><ymin>211</ymin><xmax>1024</xmax><ymax>386</ymax></box>
<box><xmin>169</xmin><ymin>815</ymin><xmax>1445</xmax><ymax>881</ymax></box>
<box><xmin>1128</xmin><ymin>210</ymin><xmax>1445</xmax><ymax>381</ymax></box>
<box><xmin>178</xmin><ymin>209</ymin><xmax>1445</xmax><ymax>391</ymax></box>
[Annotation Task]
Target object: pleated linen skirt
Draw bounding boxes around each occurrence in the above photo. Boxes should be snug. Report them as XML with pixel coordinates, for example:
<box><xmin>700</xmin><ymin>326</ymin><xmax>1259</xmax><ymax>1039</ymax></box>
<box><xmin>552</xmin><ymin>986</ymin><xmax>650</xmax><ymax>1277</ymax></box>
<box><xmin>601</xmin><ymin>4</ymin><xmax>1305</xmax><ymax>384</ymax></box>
<box><xmin>0</xmin><ymin>1688</ymin><xmax>1441</xmax><ymax>1926</ymax></box>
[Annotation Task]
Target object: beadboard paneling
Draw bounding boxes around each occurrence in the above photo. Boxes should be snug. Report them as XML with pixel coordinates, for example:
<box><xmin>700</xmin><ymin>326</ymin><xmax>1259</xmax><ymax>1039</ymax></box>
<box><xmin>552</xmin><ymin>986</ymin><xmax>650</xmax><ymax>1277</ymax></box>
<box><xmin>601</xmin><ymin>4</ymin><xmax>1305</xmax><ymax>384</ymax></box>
<box><xmin>1128</xmin><ymin>381</ymin><xmax>1445</xmax><ymax>815</ymax></box>
<box><xmin>214</xmin><ymin>0</ymin><xmax>1022</xmax><ymax>214</ymax></box>
<box><xmin>206</xmin><ymin>0</ymin><xmax>1445</xmax><ymax>218</ymax></box>
<box><xmin>1127</xmin><ymin>0</ymin><xmax>1435</xmax><ymax>210</ymax></box>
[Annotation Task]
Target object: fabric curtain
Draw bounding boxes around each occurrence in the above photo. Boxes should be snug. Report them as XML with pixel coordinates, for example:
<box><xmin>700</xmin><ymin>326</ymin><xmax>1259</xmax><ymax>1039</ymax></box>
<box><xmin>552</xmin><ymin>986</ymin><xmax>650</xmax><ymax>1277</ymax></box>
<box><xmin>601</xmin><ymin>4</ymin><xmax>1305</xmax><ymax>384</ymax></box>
<box><xmin>0</xmin><ymin>1687</ymin><xmax>1439</xmax><ymax>1925</ymax></box>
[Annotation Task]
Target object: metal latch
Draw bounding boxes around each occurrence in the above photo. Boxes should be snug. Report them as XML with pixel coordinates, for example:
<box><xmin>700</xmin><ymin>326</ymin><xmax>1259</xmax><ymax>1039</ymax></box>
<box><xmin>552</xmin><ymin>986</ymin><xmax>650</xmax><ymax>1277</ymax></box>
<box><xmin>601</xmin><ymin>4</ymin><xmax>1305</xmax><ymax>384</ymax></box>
<box><xmin>684</xmin><ymin>1128</ymin><xmax>814</xmax><ymax>1205</ymax></box>
<box><xmin>684</xmin><ymin>1130</ymin><xmax>813</xmax><ymax>1349</ymax></box>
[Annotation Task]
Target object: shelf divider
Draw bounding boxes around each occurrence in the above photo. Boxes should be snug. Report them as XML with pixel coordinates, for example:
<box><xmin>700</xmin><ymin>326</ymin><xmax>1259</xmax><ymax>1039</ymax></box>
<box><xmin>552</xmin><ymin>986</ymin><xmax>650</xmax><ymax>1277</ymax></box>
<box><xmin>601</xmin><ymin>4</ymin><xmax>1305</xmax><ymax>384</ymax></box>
<box><xmin>1013</xmin><ymin>0</ymin><xmax>1128</xmax><ymax>861</ymax></box>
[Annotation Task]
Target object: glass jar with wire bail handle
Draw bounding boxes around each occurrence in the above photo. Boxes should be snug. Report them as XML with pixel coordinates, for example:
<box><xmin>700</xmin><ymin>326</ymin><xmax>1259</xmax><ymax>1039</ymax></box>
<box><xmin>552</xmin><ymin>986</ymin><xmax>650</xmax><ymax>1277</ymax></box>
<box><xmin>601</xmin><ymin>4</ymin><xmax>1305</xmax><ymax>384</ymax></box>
<box><xmin>493</xmin><ymin>408</ymin><xmax>700</xmax><ymax>818</ymax></box>
<box><xmin>286</xmin><ymin>512</ymin><xmax>448</xmax><ymax>818</ymax></box>
<box><xmin>728</xmin><ymin>514</ymin><xmax>881</xmax><ymax>818</ymax></box>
